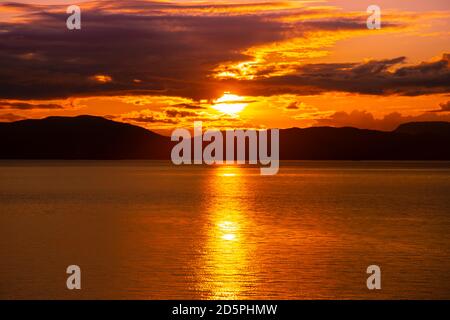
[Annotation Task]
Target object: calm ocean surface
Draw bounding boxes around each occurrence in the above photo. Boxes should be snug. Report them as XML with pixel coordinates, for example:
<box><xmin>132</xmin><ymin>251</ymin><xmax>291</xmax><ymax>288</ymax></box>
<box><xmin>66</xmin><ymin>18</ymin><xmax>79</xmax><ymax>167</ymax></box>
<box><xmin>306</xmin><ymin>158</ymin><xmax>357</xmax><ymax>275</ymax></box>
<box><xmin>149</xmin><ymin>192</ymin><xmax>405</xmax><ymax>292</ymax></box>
<box><xmin>1</xmin><ymin>161</ymin><xmax>450</xmax><ymax>299</ymax></box>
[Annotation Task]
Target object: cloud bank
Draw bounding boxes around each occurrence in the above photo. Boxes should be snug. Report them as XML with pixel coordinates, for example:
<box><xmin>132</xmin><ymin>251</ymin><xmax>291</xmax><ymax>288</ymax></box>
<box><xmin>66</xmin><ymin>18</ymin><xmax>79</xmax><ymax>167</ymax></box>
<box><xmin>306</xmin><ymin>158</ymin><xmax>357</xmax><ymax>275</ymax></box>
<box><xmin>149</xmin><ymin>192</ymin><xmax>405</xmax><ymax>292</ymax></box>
<box><xmin>1</xmin><ymin>0</ymin><xmax>447</xmax><ymax>101</ymax></box>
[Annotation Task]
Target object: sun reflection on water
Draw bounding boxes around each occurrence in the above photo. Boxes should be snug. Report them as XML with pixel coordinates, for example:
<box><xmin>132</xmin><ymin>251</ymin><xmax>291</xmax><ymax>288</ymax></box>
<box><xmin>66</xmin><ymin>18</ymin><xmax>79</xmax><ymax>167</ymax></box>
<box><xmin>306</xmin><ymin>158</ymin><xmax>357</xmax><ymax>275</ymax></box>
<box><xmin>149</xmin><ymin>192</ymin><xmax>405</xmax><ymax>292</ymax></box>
<box><xmin>221</xmin><ymin>173</ymin><xmax>237</xmax><ymax>177</ymax></box>
<box><xmin>197</xmin><ymin>165</ymin><xmax>256</xmax><ymax>299</ymax></box>
<box><xmin>218</xmin><ymin>221</ymin><xmax>238</xmax><ymax>241</ymax></box>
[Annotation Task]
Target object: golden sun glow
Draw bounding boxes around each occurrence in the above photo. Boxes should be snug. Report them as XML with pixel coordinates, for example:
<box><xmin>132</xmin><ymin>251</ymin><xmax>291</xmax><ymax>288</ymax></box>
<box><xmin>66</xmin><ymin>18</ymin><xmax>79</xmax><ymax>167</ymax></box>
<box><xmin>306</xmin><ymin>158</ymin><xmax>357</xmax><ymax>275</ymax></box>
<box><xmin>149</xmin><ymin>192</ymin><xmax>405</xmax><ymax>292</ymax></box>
<box><xmin>212</xmin><ymin>93</ymin><xmax>247</xmax><ymax>115</ymax></box>
<box><xmin>91</xmin><ymin>74</ymin><xmax>113</xmax><ymax>83</ymax></box>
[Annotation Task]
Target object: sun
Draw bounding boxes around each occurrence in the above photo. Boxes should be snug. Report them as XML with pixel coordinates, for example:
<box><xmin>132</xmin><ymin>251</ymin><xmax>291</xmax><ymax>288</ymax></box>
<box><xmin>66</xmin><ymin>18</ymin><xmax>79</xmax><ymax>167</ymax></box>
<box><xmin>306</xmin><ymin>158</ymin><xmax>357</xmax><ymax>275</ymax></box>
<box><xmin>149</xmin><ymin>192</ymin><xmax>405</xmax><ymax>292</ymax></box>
<box><xmin>212</xmin><ymin>92</ymin><xmax>247</xmax><ymax>115</ymax></box>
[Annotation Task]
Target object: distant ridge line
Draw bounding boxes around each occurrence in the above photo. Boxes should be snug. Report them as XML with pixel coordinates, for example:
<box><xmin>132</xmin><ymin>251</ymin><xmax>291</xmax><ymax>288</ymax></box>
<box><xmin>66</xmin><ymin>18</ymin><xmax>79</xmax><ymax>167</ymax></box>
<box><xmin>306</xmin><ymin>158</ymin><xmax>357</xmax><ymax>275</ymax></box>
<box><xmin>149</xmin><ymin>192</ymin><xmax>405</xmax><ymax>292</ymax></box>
<box><xmin>1</xmin><ymin>115</ymin><xmax>450</xmax><ymax>160</ymax></box>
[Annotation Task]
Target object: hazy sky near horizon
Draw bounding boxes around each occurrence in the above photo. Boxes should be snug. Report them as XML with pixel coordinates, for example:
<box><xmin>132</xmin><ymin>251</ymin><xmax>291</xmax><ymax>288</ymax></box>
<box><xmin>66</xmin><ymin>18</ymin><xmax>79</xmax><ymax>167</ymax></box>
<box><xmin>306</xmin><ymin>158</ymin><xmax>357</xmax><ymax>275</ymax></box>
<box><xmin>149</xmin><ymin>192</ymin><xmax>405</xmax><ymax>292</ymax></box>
<box><xmin>0</xmin><ymin>0</ymin><xmax>449</xmax><ymax>133</ymax></box>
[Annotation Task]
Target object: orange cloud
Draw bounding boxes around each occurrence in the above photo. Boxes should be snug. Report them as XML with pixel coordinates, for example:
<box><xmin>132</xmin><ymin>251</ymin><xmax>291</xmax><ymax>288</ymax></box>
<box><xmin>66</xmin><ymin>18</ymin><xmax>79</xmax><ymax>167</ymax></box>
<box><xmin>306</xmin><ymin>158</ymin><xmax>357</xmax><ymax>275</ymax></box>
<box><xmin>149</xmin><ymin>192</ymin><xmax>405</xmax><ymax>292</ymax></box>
<box><xmin>90</xmin><ymin>75</ymin><xmax>113</xmax><ymax>83</ymax></box>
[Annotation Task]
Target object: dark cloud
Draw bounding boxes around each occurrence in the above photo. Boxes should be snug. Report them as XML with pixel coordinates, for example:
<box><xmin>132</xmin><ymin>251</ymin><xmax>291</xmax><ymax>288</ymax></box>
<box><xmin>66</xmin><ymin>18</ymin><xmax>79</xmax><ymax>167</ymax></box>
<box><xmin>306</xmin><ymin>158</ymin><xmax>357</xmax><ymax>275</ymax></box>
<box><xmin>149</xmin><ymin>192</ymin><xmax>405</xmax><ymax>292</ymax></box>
<box><xmin>315</xmin><ymin>109</ymin><xmax>450</xmax><ymax>131</ymax></box>
<box><xmin>428</xmin><ymin>101</ymin><xmax>450</xmax><ymax>113</ymax></box>
<box><xmin>237</xmin><ymin>55</ymin><xmax>450</xmax><ymax>96</ymax></box>
<box><xmin>172</xmin><ymin>103</ymin><xmax>206</xmax><ymax>110</ymax></box>
<box><xmin>293</xmin><ymin>17</ymin><xmax>399</xmax><ymax>32</ymax></box>
<box><xmin>285</xmin><ymin>102</ymin><xmax>299</xmax><ymax>110</ymax></box>
<box><xmin>123</xmin><ymin>114</ymin><xmax>179</xmax><ymax>124</ymax></box>
<box><xmin>164</xmin><ymin>109</ymin><xmax>198</xmax><ymax>118</ymax></box>
<box><xmin>0</xmin><ymin>1</ymin><xmax>443</xmax><ymax>100</ymax></box>
<box><xmin>0</xmin><ymin>1</ymin><xmax>290</xmax><ymax>100</ymax></box>
<box><xmin>0</xmin><ymin>100</ymin><xmax>63</xmax><ymax>110</ymax></box>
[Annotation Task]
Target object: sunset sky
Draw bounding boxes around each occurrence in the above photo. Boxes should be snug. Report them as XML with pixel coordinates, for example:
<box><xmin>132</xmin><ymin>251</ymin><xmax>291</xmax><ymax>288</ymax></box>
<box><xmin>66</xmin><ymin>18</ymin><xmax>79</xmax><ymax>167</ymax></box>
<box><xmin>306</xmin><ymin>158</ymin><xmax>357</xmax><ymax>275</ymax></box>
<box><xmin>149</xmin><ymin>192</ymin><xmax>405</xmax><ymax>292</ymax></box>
<box><xmin>0</xmin><ymin>0</ymin><xmax>449</xmax><ymax>134</ymax></box>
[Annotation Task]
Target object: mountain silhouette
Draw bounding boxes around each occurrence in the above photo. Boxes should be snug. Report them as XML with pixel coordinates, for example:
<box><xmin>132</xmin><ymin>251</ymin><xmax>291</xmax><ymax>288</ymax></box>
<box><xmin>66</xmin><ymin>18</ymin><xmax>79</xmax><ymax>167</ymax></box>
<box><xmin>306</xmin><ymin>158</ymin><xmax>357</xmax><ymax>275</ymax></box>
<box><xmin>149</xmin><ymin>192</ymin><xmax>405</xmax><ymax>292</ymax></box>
<box><xmin>0</xmin><ymin>115</ymin><xmax>170</xmax><ymax>159</ymax></box>
<box><xmin>1</xmin><ymin>115</ymin><xmax>450</xmax><ymax>160</ymax></box>
<box><xmin>279</xmin><ymin>124</ymin><xmax>450</xmax><ymax>160</ymax></box>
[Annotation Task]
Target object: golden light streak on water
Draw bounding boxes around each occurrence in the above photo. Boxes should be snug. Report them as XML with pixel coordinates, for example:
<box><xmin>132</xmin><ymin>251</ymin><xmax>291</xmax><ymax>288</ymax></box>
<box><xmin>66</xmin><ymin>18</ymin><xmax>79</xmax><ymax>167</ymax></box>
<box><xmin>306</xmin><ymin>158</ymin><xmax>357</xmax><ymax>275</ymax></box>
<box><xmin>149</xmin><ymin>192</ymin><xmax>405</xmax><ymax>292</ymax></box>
<box><xmin>197</xmin><ymin>165</ymin><xmax>257</xmax><ymax>299</ymax></box>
